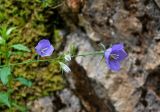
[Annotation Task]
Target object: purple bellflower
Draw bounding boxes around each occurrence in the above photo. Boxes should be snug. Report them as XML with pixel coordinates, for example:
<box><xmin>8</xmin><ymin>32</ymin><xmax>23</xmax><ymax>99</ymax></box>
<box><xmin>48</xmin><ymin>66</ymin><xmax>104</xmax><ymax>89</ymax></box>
<box><xmin>104</xmin><ymin>43</ymin><xmax>127</xmax><ymax>71</ymax></box>
<box><xmin>35</xmin><ymin>39</ymin><xmax>54</xmax><ymax>57</ymax></box>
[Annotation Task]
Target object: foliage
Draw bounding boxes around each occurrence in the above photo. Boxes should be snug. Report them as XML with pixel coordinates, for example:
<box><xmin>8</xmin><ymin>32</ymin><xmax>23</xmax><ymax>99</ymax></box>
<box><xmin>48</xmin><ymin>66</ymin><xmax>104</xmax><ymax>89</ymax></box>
<box><xmin>0</xmin><ymin>92</ymin><xmax>11</xmax><ymax>108</ymax></box>
<box><xmin>15</xmin><ymin>77</ymin><xmax>32</xmax><ymax>87</ymax></box>
<box><xmin>0</xmin><ymin>66</ymin><xmax>11</xmax><ymax>85</ymax></box>
<box><xmin>11</xmin><ymin>44</ymin><xmax>31</xmax><ymax>52</ymax></box>
<box><xmin>0</xmin><ymin>0</ymin><xmax>64</xmax><ymax>111</ymax></box>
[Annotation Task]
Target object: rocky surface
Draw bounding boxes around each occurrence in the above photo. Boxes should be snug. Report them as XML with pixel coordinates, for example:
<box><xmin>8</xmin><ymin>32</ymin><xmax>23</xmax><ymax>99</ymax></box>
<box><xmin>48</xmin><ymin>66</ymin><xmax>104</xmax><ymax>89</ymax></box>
<box><xmin>64</xmin><ymin>30</ymin><xmax>140</xmax><ymax>112</ymax></box>
<box><xmin>31</xmin><ymin>0</ymin><xmax>160</xmax><ymax>112</ymax></box>
<box><xmin>30</xmin><ymin>89</ymin><xmax>82</xmax><ymax>112</ymax></box>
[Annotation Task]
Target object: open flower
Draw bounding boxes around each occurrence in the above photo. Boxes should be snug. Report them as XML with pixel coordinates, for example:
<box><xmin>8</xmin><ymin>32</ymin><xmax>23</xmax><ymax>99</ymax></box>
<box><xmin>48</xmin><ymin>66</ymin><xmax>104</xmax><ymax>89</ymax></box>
<box><xmin>35</xmin><ymin>39</ymin><xmax>54</xmax><ymax>57</ymax></box>
<box><xmin>104</xmin><ymin>43</ymin><xmax>127</xmax><ymax>71</ymax></box>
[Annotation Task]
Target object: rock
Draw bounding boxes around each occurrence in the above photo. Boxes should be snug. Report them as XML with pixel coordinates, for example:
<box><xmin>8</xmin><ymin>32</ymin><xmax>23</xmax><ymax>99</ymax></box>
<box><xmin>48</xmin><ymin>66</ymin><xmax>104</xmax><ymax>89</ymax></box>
<box><xmin>30</xmin><ymin>88</ymin><xmax>84</xmax><ymax>112</ymax></box>
<box><xmin>134</xmin><ymin>89</ymin><xmax>160</xmax><ymax>112</ymax></box>
<box><xmin>57</xmin><ymin>0</ymin><xmax>160</xmax><ymax>112</ymax></box>
<box><xmin>68</xmin><ymin>59</ymin><xmax>115</xmax><ymax>112</ymax></box>
<box><xmin>30</xmin><ymin>96</ymin><xmax>54</xmax><ymax>112</ymax></box>
<box><xmin>144</xmin><ymin>42</ymin><xmax>160</xmax><ymax>70</ymax></box>
<box><xmin>113</xmin><ymin>11</ymin><xmax>142</xmax><ymax>37</ymax></box>
<box><xmin>64</xmin><ymin>30</ymin><xmax>116</xmax><ymax>112</ymax></box>
<box><xmin>63</xmin><ymin>24</ymin><xmax>160</xmax><ymax>112</ymax></box>
<box><xmin>78</xmin><ymin>14</ymin><xmax>102</xmax><ymax>42</ymax></box>
<box><xmin>82</xmin><ymin>0</ymin><xmax>123</xmax><ymax>40</ymax></box>
<box><xmin>64</xmin><ymin>30</ymin><xmax>140</xmax><ymax>112</ymax></box>
<box><xmin>154</xmin><ymin>0</ymin><xmax>160</xmax><ymax>9</ymax></box>
<box><xmin>57</xmin><ymin>89</ymin><xmax>82</xmax><ymax>112</ymax></box>
<box><xmin>81</xmin><ymin>0</ymin><xmax>145</xmax><ymax>42</ymax></box>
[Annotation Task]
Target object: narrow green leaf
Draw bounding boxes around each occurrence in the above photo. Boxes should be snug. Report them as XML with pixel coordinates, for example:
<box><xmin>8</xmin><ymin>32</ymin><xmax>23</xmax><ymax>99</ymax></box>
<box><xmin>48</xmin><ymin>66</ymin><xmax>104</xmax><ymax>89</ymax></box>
<box><xmin>64</xmin><ymin>54</ymin><xmax>71</xmax><ymax>62</ymax></box>
<box><xmin>0</xmin><ymin>92</ymin><xmax>11</xmax><ymax>107</ymax></box>
<box><xmin>6</xmin><ymin>27</ymin><xmax>16</xmax><ymax>36</ymax></box>
<box><xmin>11</xmin><ymin>44</ymin><xmax>30</xmax><ymax>52</ymax></box>
<box><xmin>0</xmin><ymin>25</ymin><xmax>8</xmax><ymax>40</ymax></box>
<box><xmin>16</xmin><ymin>77</ymin><xmax>32</xmax><ymax>87</ymax></box>
<box><xmin>0</xmin><ymin>36</ymin><xmax>5</xmax><ymax>45</ymax></box>
<box><xmin>0</xmin><ymin>67</ymin><xmax>11</xmax><ymax>85</ymax></box>
<box><xmin>59</xmin><ymin>62</ymin><xmax>71</xmax><ymax>73</ymax></box>
<box><xmin>99</xmin><ymin>43</ymin><xmax>106</xmax><ymax>50</ymax></box>
<box><xmin>69</xmin><ymin>44</ymin><xmax>77</xmax><ymax>56</ymax></box>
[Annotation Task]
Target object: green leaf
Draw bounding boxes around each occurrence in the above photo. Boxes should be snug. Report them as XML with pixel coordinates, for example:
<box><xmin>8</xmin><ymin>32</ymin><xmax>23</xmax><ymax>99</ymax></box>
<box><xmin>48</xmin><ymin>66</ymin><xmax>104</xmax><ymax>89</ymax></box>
<box><xmin>6</xmin><ymin>27</ymin><xmax>16</xmax><ymax>36</ymax></box>
<box><xmin>64</xmin><ymin>54</ymin><xmax>71</xmax><ymax>62</ymax></box>
<box><xmin>59</xmin><ymin>62</ymin><xmax>71</xmax><ymax>73</ymax></box>
<box><xmin>11</xmin><ymin>44</ymin><xmax>31</xmax><ymax>52</ymax></box>
<box><xmin>0</xmin><ymin>25</ymin><xmax>7</xmax><ymax>39</ymax></box>
<box><xmin>0</xmin><ymin>36</ymin><xmax>5</xmax><ymax>45</ymax></box>
<box><xmin>0</xmin><ymin>67</ymin><xmax>11</xmax><ymax>85</ymax></box>
<box><xmin>16</xmin><ymin>77</ymin><xmax>32</xmax><ymax>87</ymax></box>
<box><xmin>0</xmin><ymin>25</ymin><xmax>15</xmax><ymax>40</ymax></box>
<box><xmin>99</xmin><ymin>43</ymin><xmax>106</xmax><ymax>50</ymax></box>
<box><xmin>0</xmin><ymin>92</ymin><xmax>11</xmax><ymax>107</ymax></box>
<box><xmin>69</xmin><ymin>44</ymin><xmax>77</xmax><ymax>56</ymax></box>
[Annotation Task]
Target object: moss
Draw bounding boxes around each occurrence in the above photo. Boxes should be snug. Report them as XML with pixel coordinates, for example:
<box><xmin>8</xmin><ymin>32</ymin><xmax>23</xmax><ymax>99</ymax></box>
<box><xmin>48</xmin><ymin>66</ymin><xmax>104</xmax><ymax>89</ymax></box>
<box><xmin>0</xmin><ymin>0</ymin><xmax>65</xmax><ymax>110</ymax></box>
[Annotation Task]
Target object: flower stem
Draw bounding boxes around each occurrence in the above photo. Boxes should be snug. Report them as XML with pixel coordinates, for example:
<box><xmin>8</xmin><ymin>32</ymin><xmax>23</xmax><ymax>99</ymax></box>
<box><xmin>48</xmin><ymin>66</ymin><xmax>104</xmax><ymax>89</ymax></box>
<box><xmin>0</xmin><ymin>51</ymin><xmax>104</xmax><ymax>67</ymax></box>
<box><xmin>73</xmin><ymin>51</ymin><xmax>104</xmax><ymax>57</ymax></box>
<box><xmin>0</xmin><ymin>59</ymin><xmax>56</xmax><ymax>67</ymax></box>
<box><xmin>4</xmin><ymin>44</ymin><xmax>13</xmax><ymax>112</ymax></box>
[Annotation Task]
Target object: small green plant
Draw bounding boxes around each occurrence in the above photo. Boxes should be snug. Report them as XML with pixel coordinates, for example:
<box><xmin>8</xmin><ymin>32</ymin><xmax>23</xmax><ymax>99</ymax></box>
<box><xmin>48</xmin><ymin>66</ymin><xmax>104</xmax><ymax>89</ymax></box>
<box><xmin>0</xmin><ymin>25</ymin><xmax>31</xmax><ymax>111</ymax></box>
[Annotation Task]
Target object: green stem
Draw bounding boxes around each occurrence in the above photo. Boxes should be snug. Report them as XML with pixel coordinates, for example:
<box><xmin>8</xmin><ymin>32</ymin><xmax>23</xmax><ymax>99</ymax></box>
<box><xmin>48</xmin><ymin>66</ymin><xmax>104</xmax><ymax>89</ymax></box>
<box><xmin>72</xmin><ymin>51</ymin><xmax>104</xmax><ymax>57</ymax></box>
<box><xmin>0</xmin><ymin>51</ymin><xmax>104</xmax><ymax>68</ymax></box>
<box><xmin>0</xmin><ymin>59</ymin><xmax>54</xmax><ymax>67</ymax></box>
<box><xmin>4</xmin><ymin>44</ymin><xmax>12</xmax><ymax>111</ymax></box>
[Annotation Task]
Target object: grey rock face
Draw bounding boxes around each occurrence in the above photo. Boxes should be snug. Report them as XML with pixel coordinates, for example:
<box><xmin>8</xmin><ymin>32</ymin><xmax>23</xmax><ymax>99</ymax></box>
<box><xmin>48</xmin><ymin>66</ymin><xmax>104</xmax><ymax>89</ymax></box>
<box><xmin>30</xmin><ymin>96</ymin><xmax>54</xmax><ymax>112</ymax></box>
<box><xmin>62</xmin><ymin>0</ymin><xmax>160</xmax><ymax>111</ymax></box>
<box><xmin>30</xmin><ymin>89</ymin><xmax>83</xmax><ymax>112</ymax></box>
<box><xmin>64</xmin><ymin>30</ymin><xmax>139</xmax><ymax>112</ymax></box>
<box><xmin>58</xmin><ymin>89</ymin><xmax>81</xmax><ymax>112</ymax></box>
<box><xmin>30</xmin><ymin>0</ymin><xmax>160</xmax><ymax>112</ymax></box>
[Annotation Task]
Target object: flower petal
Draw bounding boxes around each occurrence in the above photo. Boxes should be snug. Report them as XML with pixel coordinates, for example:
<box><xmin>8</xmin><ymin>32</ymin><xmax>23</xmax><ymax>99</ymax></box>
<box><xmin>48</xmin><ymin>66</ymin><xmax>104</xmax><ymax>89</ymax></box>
<box><xmin>109</xmin><ymin>60</ymin><xmax>120</xmax><ymax>71</ymax></box>
<box><xmin>35</xmin><ymin>39</ymin><xmax>51</xmax><ymax>50</ymax></box>
<box><xmin>117</xmin><ymin>50</ymin><xmax>127</xmax><ymax>61</ymax></box>
<box><xmin>104</xmin><ymin>48</ymin><xmax>112</xmax><ymax>65</ymax></box>
<box><xmin>41</xmin><ymin>45</ymin><xmax>54</xmax><ymax>57</ymax></box>
<box><xmin>35</xmin><ymin>39</ymin><xmax>54</xmax><ymax>57</ymax></box>
<box><xmin>111</xmin><ymin>49</ymin><xmax>127</xmax><ymax>62</ymax></box>
<box><xmin>112</xmin><ymin>43</ymin><xmax>124</xmax><ymax>51</ymax></box>
<box><xmin>35</xmin><ymin>48</ymin><xmax>42</xmax><ymax>56</ymax></box>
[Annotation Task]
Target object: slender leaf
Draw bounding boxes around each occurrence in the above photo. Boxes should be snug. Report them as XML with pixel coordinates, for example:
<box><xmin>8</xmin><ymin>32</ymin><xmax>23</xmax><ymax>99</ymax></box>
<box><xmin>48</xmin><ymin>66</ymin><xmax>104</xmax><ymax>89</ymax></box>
<box><xmin>11</xmin><ymin>44</ymin><xmax>30</xmax><ymax>52</ymax></box>
<box><xmin>0</xmin><ymin>67</ymin><xmax>11</xmax><ymax>85</ymax></box>
<box><xmin>0</xmin><ymin>36</ymin><xmax>5</xmax><ymax>45</ymax></box>
<box><xmin>69</xmin><ymin>44</ymin><xmax>77</xmax><ymax>56</ymax></box>
<box><xmin>6</xmin><ymin>27</ymin><xmax>16</xmax><ymax>36</ymax></box>
<box><xmin>99</xmin><ymin>43</ymin><xmax>106</xmax><ymax>50</ymax></box>
<box><xmin>16</xmin><ymin>77</ymin><xmax>32</xmax><ymax>87</ymax></box>
<box><xmin>64</xmin><ymin>54</ymin><xmax>71</xmax><ymax>62</ymax></box>
<box><xmin>0</xmin><ymin>25</ymin><xmax>8</xmax><ymax>40</ymax></box>
<box><xmin>59</xmin><ymin>62</ymin><xmax>71</xmax><ymax>73</ymax></box>
<box><xmin>0</xmin><ymin>92</ymin><xmax>11</xmax><ymax>107</ymax></box>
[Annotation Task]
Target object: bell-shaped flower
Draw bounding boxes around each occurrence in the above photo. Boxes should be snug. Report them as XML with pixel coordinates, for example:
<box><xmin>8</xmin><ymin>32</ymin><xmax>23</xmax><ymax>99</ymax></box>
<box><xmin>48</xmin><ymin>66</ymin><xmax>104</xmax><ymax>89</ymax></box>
<box><xmin>104</xmin><ymin>43</ymin><xmax>127</xmax><ymax>71</ymax></box>
<box><xmin>35</xmin><ymin>39</ymin><xmax>54</xmax><ymax>57</ymax></box>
